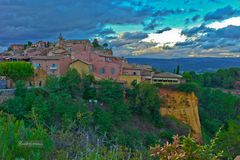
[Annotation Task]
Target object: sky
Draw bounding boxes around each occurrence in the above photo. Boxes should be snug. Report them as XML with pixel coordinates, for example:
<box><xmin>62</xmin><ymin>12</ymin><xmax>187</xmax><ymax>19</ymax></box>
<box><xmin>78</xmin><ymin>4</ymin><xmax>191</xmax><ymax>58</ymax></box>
<box><xmin>0</xmin><ymin>0</ymin><xmax>240</xmax><ymax>58</ymax></box>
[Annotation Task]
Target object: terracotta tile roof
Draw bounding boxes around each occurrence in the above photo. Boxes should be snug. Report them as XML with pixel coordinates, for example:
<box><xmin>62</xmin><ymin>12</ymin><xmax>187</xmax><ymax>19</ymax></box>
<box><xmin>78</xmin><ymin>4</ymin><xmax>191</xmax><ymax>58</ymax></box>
<box><xmin>64</xmin><ymin>40</ymin><xmax>91</xmax><ymax>44</ymax></box>
<box><xmin>153</xmin><ymin>72</ymin><xmax>183</xmax><ymax>78</ymax></box>
<box><xmin>123</xmin><ymin>63</ymin><xmax>152</xmax><ymax>70</ymax></box>
<box><xmin>71</xmin><ymin>59</ymin><xmax>92</xmax><ymax>65</ymax></box>
<box><xmin>31</xmin><ymin>56</ymin><xmax>69</xmax><ymax>60</ymax></box>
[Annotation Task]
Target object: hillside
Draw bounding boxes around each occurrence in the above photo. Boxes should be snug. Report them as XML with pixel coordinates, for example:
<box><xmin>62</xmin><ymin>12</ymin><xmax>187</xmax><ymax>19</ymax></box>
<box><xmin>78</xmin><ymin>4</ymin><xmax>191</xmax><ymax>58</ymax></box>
<box><xmin>0</xmin><ymin>68</ymin><xmax>239</xmax><ymax>159</ymax></box>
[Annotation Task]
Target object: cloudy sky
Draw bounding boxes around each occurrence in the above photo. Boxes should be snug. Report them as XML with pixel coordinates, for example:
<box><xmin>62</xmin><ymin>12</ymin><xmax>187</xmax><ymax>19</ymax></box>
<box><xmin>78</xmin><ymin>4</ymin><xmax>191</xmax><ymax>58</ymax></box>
<box><xmin>1</xmin><ymin>0</ymin><xmax>240</xmax><ymax>58</ymax></box>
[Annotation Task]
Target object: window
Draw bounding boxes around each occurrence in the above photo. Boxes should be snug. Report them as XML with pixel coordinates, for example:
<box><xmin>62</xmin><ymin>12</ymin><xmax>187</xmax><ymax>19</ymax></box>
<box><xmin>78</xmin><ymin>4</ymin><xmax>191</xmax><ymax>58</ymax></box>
<box><xmin>99</xmin><ymin>68</ymin><xmax>105</xmax><ymax>75</ymax></box>
<box><xmin>50</xmin><ymin>64</ymin><xmax>57</xmax><ymax>70</ymax></box>
<box><xmin>39</xmin><ymin>81</ymin><xmax>42</xmax><ymax>86</ymax></box>
<box><xmin>34</xmin><ymin>63</ymin><xmax>41</xmax><ymax>68</ymax></box>
<box><xmin>106</xmin><ymin>57</ymin><xmax>112</xmax><ymax>62</ymax></box>
<box><xmin>133</xmin><ymin>72</ymin><xmax>136</xmax><ymax>75</ymax></box>
<box><xmin>111</xmin><ymin>68</ymin><xmax>115</xmax><ymax>75</ymax></box>
<box><xmin>89</xmin><ymin>65</ymin><xmax>93</xmax><ymax>72</ymax></box>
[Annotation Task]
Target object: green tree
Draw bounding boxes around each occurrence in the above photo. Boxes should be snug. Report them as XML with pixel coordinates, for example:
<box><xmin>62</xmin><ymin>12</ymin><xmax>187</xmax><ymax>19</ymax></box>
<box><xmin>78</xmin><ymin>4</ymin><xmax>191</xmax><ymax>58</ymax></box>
<box><xmin>97</xmin><ymin>80</ymin><xmax>124</xmax><ymax>104</ymax></box>
<box><xmin>93</xmin><ymin>107</ymin><xmax>113</xmax><ymax>133</ymax></box>
<box><xmin>0</xmin><ymin>61</ymin><xmax>34</xmax><ymax>81</ymax></box>
<box><xmin>27</xmin><ymin>41</ymin><xmax>32</xmax><ymax>46</ymax></box>
<box><xmin>131</xmin><ymin>82</ymin><xmax>161</xmax><ymax>125</ymax></box>
<box><xmin>0</xmin><ymin>113</ymin><xmax>53</xmax><ymax>160</ymax></box>
<box><xmin>176</xmin><ymin>65</ymin><xmax>180</xmax><ymax>74</ymax></box>
<box><xmin>198</xmin><ymin>88</ymin><xmax>239</xmax><ymax>138</ymax></box>
<box><xmin>60</xmin><ymin>69</ymin><xmax>81</xmax><ymax>96</ymax></box>
<box><xmin>92</xmin><ymin>39</ymin><xmax>101</xmax><ymax>48</ymax></box>
<box><xmin>81</xmin><ymin>74</ymin><xmax>96</xmax><ymax>99</ymax></box>
<box><xmin>215</xmin><ymin>117</ymin><xmax>240</xmax><ymax>159</ymax></box>
<box><xmin>102</xmin><ymin>43</ymin><xmax>108</xmax><ymax>48</ymax></box>
<box><xmin>182</xmin><ymin>71</ymin><xmax>193</xmax><ymax>82</ymax></box>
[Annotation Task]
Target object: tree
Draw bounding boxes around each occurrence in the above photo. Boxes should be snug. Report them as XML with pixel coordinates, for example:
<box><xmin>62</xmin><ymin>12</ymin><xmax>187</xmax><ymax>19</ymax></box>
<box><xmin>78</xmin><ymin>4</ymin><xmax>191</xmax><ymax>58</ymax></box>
<box><xmin>92</xmin><ymin>39</ymin><xmax>101</xmax><ymax>48</ymax></box>
<box><xmin>215</xmin><ymin>117</ymin><xmax>240</xmax><ymax>159</ymax></box>
<box><xmin>182</xmin><ymin>72</ymin><xmax>193</xmax><ymax>82</ymax></box>
<box><xmin>131</xmin><ymin>82</ymin><xmax>161</xmax><ymax>125</ymax></box>
<box><xmin>102</xmin><ymin>43</ymin><xmax>108</xmax><ymax>48</ymax></box>
<box><xmin>177</xmin><ymin>82</ymin><xmax>200</xmax><ymax>93</ymax></box>
<box><xmin>198</xmin><ymin>88</ymin><xmax>240</xmax><ymax>138</ymax></box>
<box><xmin>176</xmin><ymin>65</ymin><xmax>180</xmax><ymax>74</ymax></box>
<box><xmin>27</xmin><ymin>41</ymin><xmax>32</xmax><ymax>46</ymax></box>
<box><xmin>93</xmin><ymin>107</ymin><xmax>113</xmax><ymax>133</ymax></box>
<box><xmin>97</xmin><ymin>80</ymin><xmax>124</xmax><ymax>104</ymax></box>
<box><xmin>0</xmin><ymin>61</ymin><xmax>34</xmax><ymax>81</ymax></box>
<box><xmin>81</xmin><ymin>74</ymin><xmax>96</xmax><ymax>99</ymax></box>
<box><xmin>60</xmin><ymin>69</ymin><xmax>81</xmax><ymax>96</ymax></box>
<box><xmin>0</xmin><ymin>113</ymin><xmax>53</xmax><ymax>160</ymax></box>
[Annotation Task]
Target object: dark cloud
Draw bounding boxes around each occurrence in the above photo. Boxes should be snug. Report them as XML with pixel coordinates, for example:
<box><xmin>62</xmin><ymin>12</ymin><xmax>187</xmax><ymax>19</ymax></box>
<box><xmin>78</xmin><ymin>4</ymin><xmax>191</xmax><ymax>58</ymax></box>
<box><xmin>204</xmin><ymin>5</ymin><xmax>240</xmax><ymax>21</ymax></box>
<box><xmin>110</xmin><ymin>31</ymin><xmax>148</xmax><ymax>48</ymax></box>
<box><xmin>189</xmin><ymin>8</ymin><xmax>199</xmax><ymax>13</ymax></box>
<box><xmin>182</xmin><ymin>25</ymin><xmax>213</xmax><ymax>36</ymax></box>
<box><xmin>185</xmin><ymin>18</ymin><xmax>190</xmax><ymax>25</ymax></box>
<box><xmin>230</xmin><ymin>48</ymin><xmax>240</xmax><ymax>53</ymax></box>
<box><xmin>175</xmin><ymin>25</ymin><xmax>240</xmax><ymax>57</ymax></box>
<box><xmin>192</xmin><ymin>15</ymin><xmax>200</xmax><ymax>22</ymax></box>
<box><xmin>0</xmin><ymin>0</ymin><xmax>149</xmax><ymax>47</ymax></box>
<box><xmin>121</xmin><ymin>32</ymin><xmax>148</xmax><ymax>40</ymax></box>
<box><xmin>212</xmin><ymin>26</ymin><xmax>240</xmax><ymax>38</ymax></box>
<box><xmin>156</xmin><ymin>27</ymin><xmax>172</xmax><ymax>33</ymax></box>
<box><xmin>153</xmin><ymin>8</ymin><xmax>196</xmax><ymax>17</ymax></box>
<box><xmin>143</xmin><ymin>18</ymin><xmax>160</xmax><ymax>31</ymax></box>
<box><xmin>175</xmin><ymin>40</ymin><xmax>196</xmax><ymax>47</ymax></box>
<box><xmin>98</xmin><ymin>28</ymin><xmax>116</xmax><ymax>36</ymax></box>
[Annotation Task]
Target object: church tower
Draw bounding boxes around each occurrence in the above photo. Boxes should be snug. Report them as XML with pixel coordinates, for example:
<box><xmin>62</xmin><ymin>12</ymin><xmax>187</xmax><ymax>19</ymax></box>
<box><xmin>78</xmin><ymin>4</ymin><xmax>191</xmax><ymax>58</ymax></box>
<box><xmin>56</xmin><ymin>33</ymin><xmax>64</xmax><ymax>48</ymax></box>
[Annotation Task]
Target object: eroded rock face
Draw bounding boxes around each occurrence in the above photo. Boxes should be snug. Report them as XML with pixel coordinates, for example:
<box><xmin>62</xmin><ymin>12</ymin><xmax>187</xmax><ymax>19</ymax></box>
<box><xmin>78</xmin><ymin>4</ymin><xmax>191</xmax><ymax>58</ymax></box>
<box><xmin>159</xmin><ymin>88</ymin><xmax>202</xmax><ymax>143</ymax></box>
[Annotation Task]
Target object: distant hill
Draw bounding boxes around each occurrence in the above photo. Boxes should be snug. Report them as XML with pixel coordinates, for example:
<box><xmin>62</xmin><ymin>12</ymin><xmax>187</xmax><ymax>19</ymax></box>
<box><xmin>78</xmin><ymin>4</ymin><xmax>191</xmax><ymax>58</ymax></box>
<box><xmin>127</xmin><ymin>57</ymin><xmax>240</xmax><ymax>73</ymax></box>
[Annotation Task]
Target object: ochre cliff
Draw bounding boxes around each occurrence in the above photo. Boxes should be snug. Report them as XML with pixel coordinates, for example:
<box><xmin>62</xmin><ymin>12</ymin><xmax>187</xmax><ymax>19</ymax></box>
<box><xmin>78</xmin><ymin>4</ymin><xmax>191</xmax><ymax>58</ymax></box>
<box><xmin>159</xmin><ymin>88</ymin><xmax>202</xmax><ymax>142</ymax></box>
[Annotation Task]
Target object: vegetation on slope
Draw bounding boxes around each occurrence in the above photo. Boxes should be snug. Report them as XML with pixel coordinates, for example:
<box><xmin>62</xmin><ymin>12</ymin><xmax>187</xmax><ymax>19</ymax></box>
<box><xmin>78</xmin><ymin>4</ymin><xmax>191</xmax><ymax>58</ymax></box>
<box><xmin>0</xmin><ymin>69</ymin><xmax>190</xmax><ymax>159</ymax></box>
<box><xmin>0</xmin><ymin>66</ymin><xmax>239</xmax><ymax>159</ymax></box>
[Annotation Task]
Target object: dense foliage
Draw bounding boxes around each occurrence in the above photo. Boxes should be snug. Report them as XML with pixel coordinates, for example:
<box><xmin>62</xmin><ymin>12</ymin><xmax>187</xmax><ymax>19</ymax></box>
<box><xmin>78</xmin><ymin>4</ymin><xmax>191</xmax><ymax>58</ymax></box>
<box><xmin>179</xmin><ymin>69</ymin><xmax>240</xmax><ymax>159</ymax></box>
<box><xmin>0</xmin><ymin>61</ymin><xmax>34</xmax><ymax>81</ymax></box>
<box><xmin>0</xmin><ymin>69</ymin><xmax>189</xmax><ymax>159</ymax></box>
<box><xmin>183</xmin><ymin>68</ymin><xmax>240</xmax><ymax>89</ymax></box>
<box><xmin>0</xmin><ymin>112</ymin><xmax>52</xmax><ymax>159</ymax></box>
<box><xmin>0</xmin><ymin>67</ymin><xmax>239</xmax><ymax>159</ymax></box>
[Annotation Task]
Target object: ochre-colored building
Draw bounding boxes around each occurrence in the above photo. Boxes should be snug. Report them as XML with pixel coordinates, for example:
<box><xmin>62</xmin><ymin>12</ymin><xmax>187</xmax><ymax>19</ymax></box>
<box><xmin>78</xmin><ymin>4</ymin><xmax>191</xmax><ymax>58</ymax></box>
<box><xmin>150</xmin><ymin>72</ymin><xmax>185</xmax><ymax>85</ymax></box>
<box><xmin>118</xmin><ymin>63</ymin><xmax>152</xmax><ymax>86</ymax></box>
<box><xmin>70</xmin><ymin>59</ymin><xmax>93</xmax><ymax>75</ymax></box>
<box><xmin>118</xmin><ymin>75</ymin><xmax>142</xmax><ymax>87</ymax></box>
<box><xmin>28</xmin><ymin>68</ymin><xmax>48</xmax><ymax>87</ymax></box>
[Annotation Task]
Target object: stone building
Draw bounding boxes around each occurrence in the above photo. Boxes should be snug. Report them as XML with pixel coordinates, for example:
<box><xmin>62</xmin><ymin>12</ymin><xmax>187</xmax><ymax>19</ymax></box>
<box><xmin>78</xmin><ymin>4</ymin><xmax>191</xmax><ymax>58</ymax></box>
<box><xmin>31</xmin><ymin>56</ymin><xmax>71</xmax><ymax>76</ymax></box>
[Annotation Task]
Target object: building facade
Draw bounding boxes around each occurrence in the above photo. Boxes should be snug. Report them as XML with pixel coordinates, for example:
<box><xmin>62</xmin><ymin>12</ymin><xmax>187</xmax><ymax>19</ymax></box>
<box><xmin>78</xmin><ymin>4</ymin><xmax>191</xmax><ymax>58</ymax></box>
<box><xmin>31</xmin><ymin>56</ymin><xmax>71</xmax><ymax>76</ymax></box>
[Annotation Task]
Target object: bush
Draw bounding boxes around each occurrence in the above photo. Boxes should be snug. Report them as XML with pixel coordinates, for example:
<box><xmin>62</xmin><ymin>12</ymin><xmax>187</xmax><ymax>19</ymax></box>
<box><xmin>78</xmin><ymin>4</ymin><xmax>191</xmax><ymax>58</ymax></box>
<box><xmin>93</xmin><ymin>107</ymin><xmax>113</xmax><ymax>133</ymax></box>
<box><xmin>0</xmin><ymin>61</ymin><xmax>34</xmax><ymax>81</ymax></box>
<box><xmin>177</xmin><ymin>82</ymin><xmax>200</xmax><ymax>93</ymax></box>
<box><xmin>0</xmin><ymin>113</ymin><xmax>53</xmax><ymax>160</ymax></box>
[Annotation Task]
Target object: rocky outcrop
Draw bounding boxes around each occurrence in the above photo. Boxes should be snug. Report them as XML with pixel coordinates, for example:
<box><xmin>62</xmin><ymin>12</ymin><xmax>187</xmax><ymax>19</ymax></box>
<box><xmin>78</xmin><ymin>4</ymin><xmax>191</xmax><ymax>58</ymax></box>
<box><xmin>159</xmin><ymin>88</ymin><xmax>202</xmax><ymax>142</ymax></box>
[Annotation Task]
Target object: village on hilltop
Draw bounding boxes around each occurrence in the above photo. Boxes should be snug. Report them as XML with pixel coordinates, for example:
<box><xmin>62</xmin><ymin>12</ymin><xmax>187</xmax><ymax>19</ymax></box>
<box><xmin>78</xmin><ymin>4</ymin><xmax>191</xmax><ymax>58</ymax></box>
<box><xmin>0</xmin><ymin>35</ymin><xmax>185</xmax><ymax>89</ymax></box>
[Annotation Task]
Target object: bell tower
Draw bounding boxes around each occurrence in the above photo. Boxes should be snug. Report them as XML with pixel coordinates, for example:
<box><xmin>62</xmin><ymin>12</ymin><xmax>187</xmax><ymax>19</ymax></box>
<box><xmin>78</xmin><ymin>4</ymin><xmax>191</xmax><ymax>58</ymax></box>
<box><xmin>56</xmin><ymin>33</ymin><xmax>64</xmax><ymax>48</ymax></box>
